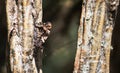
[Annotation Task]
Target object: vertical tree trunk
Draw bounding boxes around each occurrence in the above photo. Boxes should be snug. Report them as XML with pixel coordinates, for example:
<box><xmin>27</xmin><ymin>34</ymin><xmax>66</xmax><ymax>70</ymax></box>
<box><xmin>73</xmin><ymin>0</ymin><xmax>119</xmax><ymax>73</ymax></box>
<box><xmin>6</xmin><ymin>0</ymin><xmax>43</xmax><ymax>73</ymax></box>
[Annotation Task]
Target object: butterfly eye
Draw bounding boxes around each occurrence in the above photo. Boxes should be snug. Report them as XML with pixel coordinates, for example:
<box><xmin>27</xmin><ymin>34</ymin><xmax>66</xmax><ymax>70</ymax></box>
<box><xmin>46</xmin><ymin>22</ymin><xmax>52</xmax><ymax>30</ymax></box>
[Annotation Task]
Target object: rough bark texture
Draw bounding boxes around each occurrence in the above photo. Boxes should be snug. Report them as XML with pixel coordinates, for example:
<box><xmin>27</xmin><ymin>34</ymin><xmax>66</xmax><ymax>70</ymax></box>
<box><xmin>6</xmin><ymin>0</ymin><xmax>43</xmax><ymax>73</ymax></box>
<box><xmin>73</xmin><ymin>0</ymin><xmax>119</xmax><ymax>73</ymax></box>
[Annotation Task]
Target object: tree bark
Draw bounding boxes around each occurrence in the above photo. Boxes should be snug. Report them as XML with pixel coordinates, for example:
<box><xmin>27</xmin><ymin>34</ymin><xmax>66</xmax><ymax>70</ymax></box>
<box><xmin>73</xmin><ymin>0</ymin><xmax>119</xmax><ymax>73</ymax></box>
<box><xmin>6</xmin><ymin>0</ymin><xmax>43</xmax><ymax>73</ymax></box>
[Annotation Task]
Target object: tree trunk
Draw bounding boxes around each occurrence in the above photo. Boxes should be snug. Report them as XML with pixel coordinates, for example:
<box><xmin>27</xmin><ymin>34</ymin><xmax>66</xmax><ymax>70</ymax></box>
<box><xmin>73</xmin><ymin>0</ymin><xmax>119</xmax><ymax>73</ymax></box>
<box><xmin>6</xmin><ymin>0</ymin><xmax>43</xmax><ymax>73</ymax></box>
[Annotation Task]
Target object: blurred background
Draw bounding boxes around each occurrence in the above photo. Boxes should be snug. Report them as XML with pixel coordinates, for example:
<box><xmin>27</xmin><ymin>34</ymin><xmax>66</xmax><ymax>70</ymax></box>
<box><xmin>0</xmin><ymin>0</ymin><xmax>82</xmax><ymax>73</ymax></box>
<box><xmin>43</xmin><ymin>0</ymin><xmax>81</xmax><ymax>73</ymax></box>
